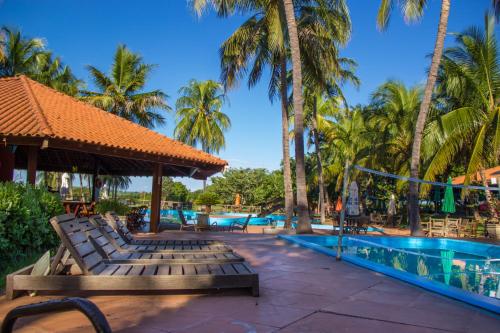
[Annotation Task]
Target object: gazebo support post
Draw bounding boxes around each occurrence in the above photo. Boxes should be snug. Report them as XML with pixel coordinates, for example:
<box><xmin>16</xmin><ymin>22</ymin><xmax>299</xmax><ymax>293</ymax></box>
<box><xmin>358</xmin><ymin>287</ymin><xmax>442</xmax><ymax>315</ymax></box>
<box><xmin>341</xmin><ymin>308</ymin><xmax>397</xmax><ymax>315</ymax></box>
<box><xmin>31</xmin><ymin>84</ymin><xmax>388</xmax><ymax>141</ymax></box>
<box><xmin>0</xmin><ymin>146</ymin><xmax>15</xmax><ymax>182</ymax></box>
<box><xmin>150</xmin><ymin>163</ymin><xmax>163</xmax><ymax>233</ymax></box>
<box><xmin>27</xmin><ymin>146</ymin><xmax>38</xmax><ymax>185</ymax></box>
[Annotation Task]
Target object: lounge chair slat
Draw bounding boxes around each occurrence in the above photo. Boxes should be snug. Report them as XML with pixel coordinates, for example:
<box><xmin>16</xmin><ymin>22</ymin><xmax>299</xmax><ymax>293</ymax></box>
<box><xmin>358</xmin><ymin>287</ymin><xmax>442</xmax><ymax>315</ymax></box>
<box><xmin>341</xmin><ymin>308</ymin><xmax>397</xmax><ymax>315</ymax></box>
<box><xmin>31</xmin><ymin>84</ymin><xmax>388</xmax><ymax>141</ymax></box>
<box><xmin>151</xmin><ymin>254</ymin><xmax>162</xmax><ymax>259</ymax></box>
<box><xmin>170</xmin><ymin>265</ymin><xmax>183</xmax><ymax>275</ymax></box>
<box><xmin>157</xmin><ymin>265</ymin><xmax>170</xmax><ymax>275</ymax></box>
<box><xmin>195</xmin><ymin>265</ymin><xmax>209</xmax><ymax>275</ymax></box>
<box><xmin>232</xmin><ymin>263</ymin><xmax>250</xmax><ymax>274</ymax></box>
<box><xmin>208</xmin><ymin>264</ymin><xmax>223</xmax><ymax>275</ymax></box>
<box><xmin>113</xmin><ymin>265</ymin><xmax>132</xmax><ymax>276</ymax></box>
<box><xmin>76</xmin><ymin>242</ymin><xmax>95</xmax><ymax>258</ymax></box>
<box><xmin>142</xmin><ymin>265</ymin><xmax>157</xmax><ymax>276</ymax></box>
<box><xmin>83</xmin><ymin>252</ymin><xmax>102</xmax><ymax>271</ymax></box>
<box><xmin>183</xmin><ymin>265</ymin><xmax>196</xmax><ymax>275</ymax></box>
<box><xmin>99</xmin><ymin>265</ymin><xmax>120</xmax><ymax>275</ymax></box>
<box><xmin>221</xmin><ymin>264</ymin><xmax>238</xmax><ymax>275</ymax></box>
<box><xmin>128</xmin><ymin>265</ymin><xmax>144</xmax><ymax>276</ymax></box>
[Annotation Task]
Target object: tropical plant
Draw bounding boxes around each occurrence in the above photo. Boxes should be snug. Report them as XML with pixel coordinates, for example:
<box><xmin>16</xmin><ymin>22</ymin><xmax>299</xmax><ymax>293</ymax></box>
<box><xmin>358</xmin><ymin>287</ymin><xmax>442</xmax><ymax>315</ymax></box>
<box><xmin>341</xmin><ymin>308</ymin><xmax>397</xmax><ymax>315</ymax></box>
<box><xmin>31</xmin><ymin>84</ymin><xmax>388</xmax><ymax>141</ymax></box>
<box><xmin>100</xmin><ymin>175</ymin><xmax>132</xmax><ymax>200</ymax></box>
<box><xmin>377</xmin><ymin>0</ymin><xmax>451</xmax><ymax>235</ymax></box>
<box><xmin>208</xmin><ymin>168</ymin><xmax>284</xmax><ymax>206</ymax></box>
<box><xmin>162</xmin><ymin>177</ymin><xmax>190</xmax><ymax>202</ymax></box>
<box><xmin>0</xmin><ymin>27</ymin><xmax>45</xmax><ymax>77</ymax></box>
<box><xmin>367</xmin><ymin>80</ymin><xmax>422</xmax><ymax>184</ymax></box>
<box><xmin>174</xmin><ymin>79</ymin><xmax>230</xmax><ymax>154</ymax></box>
<box><xmin>95</xmin><ymin>199</ymin><xmax>130</xmax><ymax>215</ymax></box>
<box><xmin>0</xmin><ymin>27</ymin><xmax>81</xmax><ymax>95</ymax></box>
<box><xmin>423</xmin><ymin>16</ymin><xmax>500</xmax><ymax>218</ymax></box>
<box><xmin>204</xmin><ymin>0</ymin><xmax>351</xmax><ymax>231</ymax></box>
<box><xmin>81</xmin><ymin>45</ymin><xmax>170</xmax><ymax>128</ymax></box>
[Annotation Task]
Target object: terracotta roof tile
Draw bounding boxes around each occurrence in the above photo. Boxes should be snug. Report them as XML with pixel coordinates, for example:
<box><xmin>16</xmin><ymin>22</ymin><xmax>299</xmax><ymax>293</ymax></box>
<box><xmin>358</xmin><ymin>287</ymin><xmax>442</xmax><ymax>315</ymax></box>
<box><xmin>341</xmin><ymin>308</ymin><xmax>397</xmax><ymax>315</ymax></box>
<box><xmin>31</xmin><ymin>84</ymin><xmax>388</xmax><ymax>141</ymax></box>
<box><xmin>0</xmin><ymin>76</ymin><xmax>227</xmax><ymax>168</ymax></box>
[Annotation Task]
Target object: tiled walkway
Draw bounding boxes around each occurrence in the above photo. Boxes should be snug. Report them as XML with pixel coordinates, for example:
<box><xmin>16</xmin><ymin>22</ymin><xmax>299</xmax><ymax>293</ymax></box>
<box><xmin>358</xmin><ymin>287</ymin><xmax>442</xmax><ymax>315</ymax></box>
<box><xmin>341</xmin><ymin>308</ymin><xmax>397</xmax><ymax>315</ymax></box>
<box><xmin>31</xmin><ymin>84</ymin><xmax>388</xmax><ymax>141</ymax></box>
<box><xmin>0</xmin><ymin>232</ymin><xmax>498</xmax><ymax>332</ymax></box>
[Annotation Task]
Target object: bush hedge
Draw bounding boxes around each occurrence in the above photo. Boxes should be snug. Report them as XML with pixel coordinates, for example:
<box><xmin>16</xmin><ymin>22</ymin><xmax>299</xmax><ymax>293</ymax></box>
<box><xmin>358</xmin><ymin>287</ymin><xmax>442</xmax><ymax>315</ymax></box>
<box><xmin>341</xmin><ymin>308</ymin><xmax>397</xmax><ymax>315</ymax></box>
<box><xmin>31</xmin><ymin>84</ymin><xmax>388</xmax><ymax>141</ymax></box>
<box><xmin>95</xmin><ymin>199</ymin><xmax>130</xmax><ymax>216</ymax></box>
<box><xmin>0</xmin><ymin>182</ymin><xmax>64</xmax><ymax>268</ymax></box>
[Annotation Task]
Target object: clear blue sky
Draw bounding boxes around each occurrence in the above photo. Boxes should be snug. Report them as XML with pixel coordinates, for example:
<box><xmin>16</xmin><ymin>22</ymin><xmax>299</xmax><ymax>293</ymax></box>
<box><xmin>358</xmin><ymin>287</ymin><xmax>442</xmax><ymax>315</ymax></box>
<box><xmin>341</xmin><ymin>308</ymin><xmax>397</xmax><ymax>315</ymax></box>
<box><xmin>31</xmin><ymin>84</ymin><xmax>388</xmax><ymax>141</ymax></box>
<box><xmin>1</xmin><ymin>0</ymin><xmax>496</xmax><ymax>191</ymax></box>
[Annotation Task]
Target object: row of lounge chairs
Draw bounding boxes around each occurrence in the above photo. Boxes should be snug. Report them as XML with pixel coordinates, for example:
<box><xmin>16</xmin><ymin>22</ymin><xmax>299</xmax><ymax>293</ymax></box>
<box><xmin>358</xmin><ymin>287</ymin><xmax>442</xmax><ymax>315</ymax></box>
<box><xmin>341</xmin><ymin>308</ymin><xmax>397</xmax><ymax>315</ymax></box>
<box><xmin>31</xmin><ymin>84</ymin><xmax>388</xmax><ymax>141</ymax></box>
<box><xmin>178</xmin><ymin>210</ymin><xmax>251</xmax><ymax>233</ymax></box>
<box><xmin>5</xmin><ymin>212</ymin><xmax>259</xmax><ymax>300</ymax></box>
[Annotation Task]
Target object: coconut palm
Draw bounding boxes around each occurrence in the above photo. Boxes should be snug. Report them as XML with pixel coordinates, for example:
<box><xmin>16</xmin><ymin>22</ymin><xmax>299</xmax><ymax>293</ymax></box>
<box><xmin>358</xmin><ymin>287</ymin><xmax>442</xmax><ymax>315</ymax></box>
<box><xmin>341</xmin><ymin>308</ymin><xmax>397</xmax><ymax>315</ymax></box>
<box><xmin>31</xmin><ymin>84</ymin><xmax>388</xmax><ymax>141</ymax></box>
<box><xmin>367</xmin><ymin>80</ymin><xmax>422</xmax><ymax>182</ymax></box>
<box><xmin>81</xmin><ymin>45</ymin><xmax>170</xmax><ymax>129</ymax></box>
<box><xmin>198</xmin><ymin>0</ymin><xmax>351</xmax><ymax>231</ymax></box>
<box><xmin>423</xmin><ymin>16</ymin><xmax>500</xmax><ymax>218</ymax></box>
<box><xmin>377</xmin><ymin>0</ymin><xmax>451</xmax><ymax>235</ymax></box>
<box><xmin>30</xmin><ymin>52</ymin><xmax>82</xmax><ymax>96</ymax></box>
<box><xmin>174</xmin><ymin>79</ymin><xmax>230</xmax><ymax>154</ymax></box>
<box><xmin>0</xmin><ymin>27</ymin><xmax>45</xmax><ymax>77</ymax></box>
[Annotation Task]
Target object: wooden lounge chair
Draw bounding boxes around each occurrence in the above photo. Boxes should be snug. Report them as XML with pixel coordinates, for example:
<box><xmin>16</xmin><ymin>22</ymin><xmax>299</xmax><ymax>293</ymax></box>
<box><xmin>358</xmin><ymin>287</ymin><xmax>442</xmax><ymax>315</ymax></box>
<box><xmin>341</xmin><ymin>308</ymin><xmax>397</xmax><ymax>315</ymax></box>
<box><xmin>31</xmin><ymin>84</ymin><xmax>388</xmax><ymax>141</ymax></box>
<box><xmin>230</xmin><ymin>215</ymin><xmax>251</xmax><ymax>233</ymax></box>
<box><xmin>67</xmin><ymin>216</ymin><xmax>245</xmax><ymax>264</ymax></box>
<box><xmin>445</xmin><ymin>218</ymin><xmax>461</xmax><ymax>237</ymax></box>
<box><xmin>91</xmin><ymin>215</ymin><xmax>232</xmax><ymax>253</ymax></box>
<box><xmin>5</xmin><ymin>215</ymin><xmax>259</xmax><ymax>300</ymax></box>
<box><xmin>104</xmin><ymin>212</ymin><xmax>226</xmax><ymax>248</ymax></box>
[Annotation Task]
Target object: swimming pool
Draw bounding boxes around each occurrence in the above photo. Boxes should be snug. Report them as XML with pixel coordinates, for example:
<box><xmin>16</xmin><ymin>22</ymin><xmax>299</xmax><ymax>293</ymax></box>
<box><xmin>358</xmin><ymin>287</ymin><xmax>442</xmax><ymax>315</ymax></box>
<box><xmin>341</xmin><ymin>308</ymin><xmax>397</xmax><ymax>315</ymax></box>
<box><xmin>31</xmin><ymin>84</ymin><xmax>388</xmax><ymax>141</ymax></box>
<box><xmin>279</xmin><ymin>235</ymin><xmax>500</xmax><ymax>314</ymax></box>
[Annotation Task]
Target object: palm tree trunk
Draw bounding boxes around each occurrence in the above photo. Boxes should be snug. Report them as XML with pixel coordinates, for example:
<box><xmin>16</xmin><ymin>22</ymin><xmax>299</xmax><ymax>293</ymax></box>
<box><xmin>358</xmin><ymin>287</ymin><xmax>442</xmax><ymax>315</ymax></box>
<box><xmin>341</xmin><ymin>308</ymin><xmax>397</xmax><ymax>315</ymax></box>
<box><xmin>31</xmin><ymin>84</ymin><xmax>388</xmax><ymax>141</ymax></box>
<box><xmin>479</xmin><ymin>169</ymin><xmax>499</xmax><ymax>219</ymax></box>
<box><xmin>408</xmin><ymin>0</ymin><xmax>450</xmax><ymax>236</ymax></box>
<box><xmin>280</xmin><ymin>55</ymin><xmax>294</xmax><ymax>229</ymax></box>
<box><xmin>283</xmin><ymin>0</ymin><xmax>311</xmax><ymax>233</ymax></box>
<box><xmin>311</xmin><ymin>96</ymin><xmax>326</xmax><ymax>224</ymax></box>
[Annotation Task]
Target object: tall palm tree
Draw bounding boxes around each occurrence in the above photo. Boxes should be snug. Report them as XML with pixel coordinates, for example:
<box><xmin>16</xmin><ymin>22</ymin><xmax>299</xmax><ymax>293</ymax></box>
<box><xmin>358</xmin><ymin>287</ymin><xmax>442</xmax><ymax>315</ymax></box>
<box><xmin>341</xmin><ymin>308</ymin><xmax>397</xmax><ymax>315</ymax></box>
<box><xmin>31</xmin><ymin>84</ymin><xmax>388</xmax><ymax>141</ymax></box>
<box><xmin>423</xmin><ymin>16</ymin><xmax>500</xmax><ymax>218</ymax></box>
<box><xmin>81</xmin><ymin>45</ymin><xmax>170</xmax><ymax>129</ymax></box>
<box><xmin>174</xmin><ymin>79</ymin><xmax>230</xmax><ymax>153</ymax></box>
<box><xmin>174</xmin><ymin>79</ymin><xmax>230</xmax><ymax>188</ymax></box>
<box><xmin>281</xmin><ymin>0</ymin><xmax>312</xmax><ymax>232</ymax></box>
<box><xmin>197</xmin><ymin>0</ymin><xmax>350</xmax><ymax>231</ymax></box>
<box><xmin>30</xmin><ymin>52</ymin><xmax>82</xmax><ymax>96</ymax></box>
<box><xmin>377</xmin><ymin>0</ymin><xmax>451</xmax><ymax>235</ymax></box>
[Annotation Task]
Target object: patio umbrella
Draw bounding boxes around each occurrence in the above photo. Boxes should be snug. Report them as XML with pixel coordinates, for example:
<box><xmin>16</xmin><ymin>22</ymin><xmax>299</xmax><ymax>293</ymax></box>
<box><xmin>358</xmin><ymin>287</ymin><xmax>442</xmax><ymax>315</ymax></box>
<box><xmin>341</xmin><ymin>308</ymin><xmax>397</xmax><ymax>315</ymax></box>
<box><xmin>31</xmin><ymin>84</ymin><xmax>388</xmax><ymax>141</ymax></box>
<box><xmin>335</xmin><ymin>196</ymin><xmax>342</xmax><ymax>212</ymax></box>
<box><xmin>387</xmin><ymin>194</ymin><xmax>397</xmax><ymax>215</ymax></box>
<box><xmin>442</xmin><ymin>177</ymin><xmax>456</xmax><ymax>214</ymax></box>
<box><xmin>347</xmin><ymin>181</ymin><xmax>360</xmax><ymax>216</ymax></box>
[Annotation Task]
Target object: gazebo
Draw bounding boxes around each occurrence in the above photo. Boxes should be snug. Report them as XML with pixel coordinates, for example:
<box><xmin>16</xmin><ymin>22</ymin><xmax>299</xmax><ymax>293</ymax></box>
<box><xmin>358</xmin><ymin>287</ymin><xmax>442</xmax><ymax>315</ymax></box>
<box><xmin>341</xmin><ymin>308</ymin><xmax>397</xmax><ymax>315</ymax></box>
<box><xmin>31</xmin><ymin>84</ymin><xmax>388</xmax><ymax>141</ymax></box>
<box><xmin>0</xmin><ymin>75</ymin><xmax>227</xmax><ymax>232</ymax></box>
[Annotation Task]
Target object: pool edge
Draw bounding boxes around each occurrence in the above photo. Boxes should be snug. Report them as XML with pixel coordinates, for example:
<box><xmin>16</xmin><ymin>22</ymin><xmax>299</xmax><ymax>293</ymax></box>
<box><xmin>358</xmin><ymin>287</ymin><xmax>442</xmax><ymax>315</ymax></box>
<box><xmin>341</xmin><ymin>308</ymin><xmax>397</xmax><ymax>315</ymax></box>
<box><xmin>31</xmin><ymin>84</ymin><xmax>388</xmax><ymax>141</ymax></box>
<box><xmin>278</xmin><ymin>234</ymin><xmax>500</xmax><ymax>315</ymax></box>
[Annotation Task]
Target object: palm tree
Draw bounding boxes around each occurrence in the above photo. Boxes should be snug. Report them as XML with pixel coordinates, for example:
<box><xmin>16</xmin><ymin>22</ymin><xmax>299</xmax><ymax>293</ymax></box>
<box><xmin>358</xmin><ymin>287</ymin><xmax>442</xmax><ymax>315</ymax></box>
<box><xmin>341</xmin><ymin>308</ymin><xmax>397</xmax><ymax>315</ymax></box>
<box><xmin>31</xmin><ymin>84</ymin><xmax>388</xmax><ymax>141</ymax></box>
<box><xmin>377</xmin><ymin>0</ymin><xmax>451</xmax><ymax>235</ymax></box>
<box><xmin>81</xmin><ymin>45</ymin><xmax>170</xmax><ymax>129</ymax></box>
<box><xmin>423</xmin><ymin>16</ymin><xmax>500</xmax><ymax>218</ymax></box>
<box><xmin>281</xmin><ymin>0</ymin><xmax>312</xmax><ymax>232</ymax></box>
<box><xmin>367</xmin><ymin>80</ymin><xmax>422</xmax><ymax>182</ymax></box>
<box><xmin>0</xmin><ymin>27</ymin><xmax>81</xmax><ymax>96</ymax></box>
<box><xmin>174</xmin><ymin>79</ymin><xmax>230</xmax><ymax>153</ymax></box>
<box><xmin>0</xmin><ymin>27</ymin><xmax>45</xmax><ymax>77</ymax></box>
<box><xmin>174</xmin><ymin>79</ymin><xmax>230</xmax><ymax>188</ymax></box>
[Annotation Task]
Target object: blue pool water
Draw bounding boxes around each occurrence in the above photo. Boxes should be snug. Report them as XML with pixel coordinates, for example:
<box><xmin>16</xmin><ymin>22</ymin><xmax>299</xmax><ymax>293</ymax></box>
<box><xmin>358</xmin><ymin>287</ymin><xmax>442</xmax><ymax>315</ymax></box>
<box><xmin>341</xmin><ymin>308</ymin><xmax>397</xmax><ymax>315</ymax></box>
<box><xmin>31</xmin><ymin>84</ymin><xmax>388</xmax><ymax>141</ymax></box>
<box><xmin>150</xmin><ymin>210</ymin><xmax>369</xmax><ymax>230</ymax></box>
<box><xmin>279</xmin><ymin>235</ymin><xmax>500</xmax><ymax>313</ymax></box>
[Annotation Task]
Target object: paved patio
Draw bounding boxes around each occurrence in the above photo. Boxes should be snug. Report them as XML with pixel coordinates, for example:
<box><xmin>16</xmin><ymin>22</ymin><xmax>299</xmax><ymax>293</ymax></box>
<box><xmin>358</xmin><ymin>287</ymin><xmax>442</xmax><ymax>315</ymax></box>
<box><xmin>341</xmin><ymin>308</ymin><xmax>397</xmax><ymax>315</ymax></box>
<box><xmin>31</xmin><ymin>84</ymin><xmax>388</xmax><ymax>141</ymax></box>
<box><xmin>0</xmin><ymin>232</ymin><xmax>498</xmax><ymax>332</ymax></box>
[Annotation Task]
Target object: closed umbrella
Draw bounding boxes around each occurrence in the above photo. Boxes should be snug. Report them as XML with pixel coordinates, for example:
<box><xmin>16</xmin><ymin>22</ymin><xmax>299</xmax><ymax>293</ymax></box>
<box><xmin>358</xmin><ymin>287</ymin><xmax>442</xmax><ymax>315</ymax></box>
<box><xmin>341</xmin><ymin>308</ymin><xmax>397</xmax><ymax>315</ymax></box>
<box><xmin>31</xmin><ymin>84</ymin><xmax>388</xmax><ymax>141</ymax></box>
<box><xmin>335</xmin><ymin>196</ymin><xmax>342</xmax><ymax>212</ymax></box>
<box><xmin>442</xmin><ymin>177</ymin><xmax>456</xmax><ymax>214</ymax></box>
<box><xmin>440</xmin><ymin>250</ymin><xmax>454</xmax><ymax>285</ymax></box>
<box><xmin>347</xmin><ymin>181</ymin><xmax>360</xmax><ymax>216</ymax></box>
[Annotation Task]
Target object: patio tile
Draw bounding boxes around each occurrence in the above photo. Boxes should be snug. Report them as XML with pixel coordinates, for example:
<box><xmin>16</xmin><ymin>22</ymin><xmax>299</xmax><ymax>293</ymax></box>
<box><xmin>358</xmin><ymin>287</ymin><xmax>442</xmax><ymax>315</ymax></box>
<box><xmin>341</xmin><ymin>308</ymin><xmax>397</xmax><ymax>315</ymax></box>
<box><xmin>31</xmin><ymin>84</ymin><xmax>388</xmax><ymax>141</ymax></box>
<box><xmin>173</xmin><ymin>317</ymin><xmax>276</xmax><ymax>333</ymax></box>
<box><xmin>321</xmin><ymin>298</ymin><xmax>474</xmax><ymax>332</ymax></box>
<box><xmin>280</xmin><ymin>312</ymin><xmax>446</xmax><ymax>333</ymax></box>
<box><xmin>227</xmin><ymin>303</ymin><xmax>315</xmax><ymax>328</ymax></box>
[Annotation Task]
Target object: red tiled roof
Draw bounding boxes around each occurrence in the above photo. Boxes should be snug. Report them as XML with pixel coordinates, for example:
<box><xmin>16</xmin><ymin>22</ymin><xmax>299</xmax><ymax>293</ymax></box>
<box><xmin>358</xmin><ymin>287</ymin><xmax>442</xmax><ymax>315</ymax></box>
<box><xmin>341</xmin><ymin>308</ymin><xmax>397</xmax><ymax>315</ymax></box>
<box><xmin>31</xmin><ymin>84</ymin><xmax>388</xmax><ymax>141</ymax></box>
<box><xmin>0</xmin><ymin>76</ymin><xmax>227</xmax><ymax>169</ymax></box>
<box><xmin>452</xmin><ymin>166</ymin><xmax>500</xmax><ymax>184</ymax></box>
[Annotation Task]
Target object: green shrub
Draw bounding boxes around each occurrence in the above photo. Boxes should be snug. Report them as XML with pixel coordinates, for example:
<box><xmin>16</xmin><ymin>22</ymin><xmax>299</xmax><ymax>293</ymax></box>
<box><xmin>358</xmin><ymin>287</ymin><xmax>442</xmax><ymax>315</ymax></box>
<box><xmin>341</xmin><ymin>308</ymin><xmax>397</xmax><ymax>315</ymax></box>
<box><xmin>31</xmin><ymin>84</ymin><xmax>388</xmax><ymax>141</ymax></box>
<box><xmin>0</xmin><ymin>182</ymin><xmax>63</xmax><ymax>267</ymax></box>
<box><xmin>95</xmin><ymin>199</ymin><xmax>130</xmax><ymax>215</ymax></box>
<box><xmin>194</xmin><ymin>191</ymin><xmax>220</xmax><ymax>206</ymax></box>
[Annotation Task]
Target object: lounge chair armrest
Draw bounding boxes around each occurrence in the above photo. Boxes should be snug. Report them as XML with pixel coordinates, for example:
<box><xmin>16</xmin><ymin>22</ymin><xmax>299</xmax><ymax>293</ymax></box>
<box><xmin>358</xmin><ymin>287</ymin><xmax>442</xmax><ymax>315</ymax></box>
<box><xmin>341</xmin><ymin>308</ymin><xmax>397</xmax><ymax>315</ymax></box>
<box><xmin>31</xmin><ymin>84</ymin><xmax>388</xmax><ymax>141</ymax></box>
<box><xmin>1</xmin><ymin>297</ymin><xmax>111</xmax><ymax>333</ymax></box>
